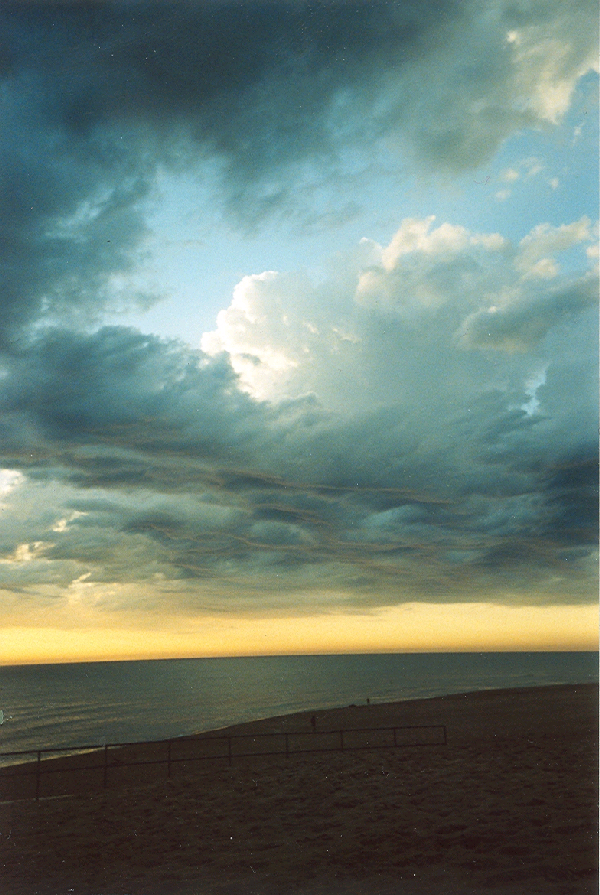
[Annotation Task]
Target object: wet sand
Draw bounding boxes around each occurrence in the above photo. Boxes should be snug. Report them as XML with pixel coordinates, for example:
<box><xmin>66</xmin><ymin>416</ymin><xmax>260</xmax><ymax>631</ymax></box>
<box><xmin>0</xmin><ymin>683</ymin><xmax>597</xmax><ymax>894</ymax></box>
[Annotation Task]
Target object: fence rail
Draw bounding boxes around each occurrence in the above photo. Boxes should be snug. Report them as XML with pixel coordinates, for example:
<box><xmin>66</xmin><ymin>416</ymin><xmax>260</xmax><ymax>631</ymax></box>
<box><xmin>0</xmin><ymin>724</ymin><xmax>446</xmax><ymax>802</ymax></box>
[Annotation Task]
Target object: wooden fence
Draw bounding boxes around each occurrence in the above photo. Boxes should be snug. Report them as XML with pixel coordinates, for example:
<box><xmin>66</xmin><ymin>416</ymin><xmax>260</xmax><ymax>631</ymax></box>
<box><xmin>0</xmin><ymin>723</ymin><xmax>446</xmax><ymax>802</ymax></box>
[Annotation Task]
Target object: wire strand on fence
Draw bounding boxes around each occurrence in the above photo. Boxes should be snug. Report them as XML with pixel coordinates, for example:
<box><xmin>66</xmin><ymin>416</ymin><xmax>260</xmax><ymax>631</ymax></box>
<box><xmin>0</xmin><ymin>724</ymin><xmax>447</xmax><ymax>802</ymax></box>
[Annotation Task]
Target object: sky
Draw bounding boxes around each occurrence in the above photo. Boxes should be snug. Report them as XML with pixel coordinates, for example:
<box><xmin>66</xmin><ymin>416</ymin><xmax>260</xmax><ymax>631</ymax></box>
<box><xmin>0</xmin><ymin>0</ymin><xmax>598</xmax><ymax>664</ymax></box>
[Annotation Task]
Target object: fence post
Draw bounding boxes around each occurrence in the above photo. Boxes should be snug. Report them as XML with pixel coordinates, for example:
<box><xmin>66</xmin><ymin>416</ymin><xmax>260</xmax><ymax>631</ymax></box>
<box><xmin>2</xmin><ymin>722</ymin><xmax>448</xmax><ymax>802</ymax></box>
<box><xmin>35</xmin><ymin>751</ymin><xmax>41</xmax><ymax>801</ymax></box>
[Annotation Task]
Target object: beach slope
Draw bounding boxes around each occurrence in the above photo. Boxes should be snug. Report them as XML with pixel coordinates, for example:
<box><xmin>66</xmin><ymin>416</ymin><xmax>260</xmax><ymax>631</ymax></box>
<box><xmin>0</xmin><ymin>683</ymin><xmax>597</xmax><ymax>894</ymax></box>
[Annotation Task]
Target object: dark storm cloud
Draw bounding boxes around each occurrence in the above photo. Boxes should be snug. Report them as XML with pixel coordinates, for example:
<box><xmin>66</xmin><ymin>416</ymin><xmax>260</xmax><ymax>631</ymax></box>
<box><xmin>2</xmin><ymin>1</ymin><xmax>449</xmax><ymax>165</ymax></box>
<box><xmin>0</xmin><ymin>86</ymin><xmax>154</xmax><ymax>346</ymax></box>
<box><xmin>1</xmin><ymin>0</ymin><xmax>597</xmax><ymax>345</ymax></box>
<box><xmin>0</xmin><ymin>326</ymin><xmax>266</xmax><ymax>459</ymax></box>
<box><xmin>0</xmin><ymin>316</ymin><xmax>595</xmax><ymax>608</ymax></box>
<box><xmin>539</xmin><ymin>458</ymin><xmax>599</xmax><ymax>546</ymax></box>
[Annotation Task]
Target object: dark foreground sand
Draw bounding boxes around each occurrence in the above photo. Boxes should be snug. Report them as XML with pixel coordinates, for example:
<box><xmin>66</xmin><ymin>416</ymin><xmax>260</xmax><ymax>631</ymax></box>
<box><xmin>0</xmin><ymin>684</ymin><xmax>597</xmax><ymax>895</ymax></box>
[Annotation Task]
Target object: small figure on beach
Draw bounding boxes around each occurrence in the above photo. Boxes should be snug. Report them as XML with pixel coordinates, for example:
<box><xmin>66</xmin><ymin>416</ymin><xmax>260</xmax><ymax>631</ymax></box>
<box><xmin>310</xmin><ymin>715</ymin><xmax>316</xmax><ymax>732</ymax></box>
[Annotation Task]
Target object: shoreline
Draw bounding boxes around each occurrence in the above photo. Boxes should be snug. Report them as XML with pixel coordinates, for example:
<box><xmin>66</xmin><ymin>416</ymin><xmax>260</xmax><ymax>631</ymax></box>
<box><xmin>196</xmin><ymin>679</ymin><xmax>597</xmax><ymax>731</ymax></box>
<box><xmin>0</xmin><ymin>683</ymin><xmax>597</xmax><ymax>894</ymax></box>
<box><xmin>0</xmin><ymin>680</ymin><xmax>593</xmax><ymax>776</ymax></box>
<box><xmin>0</xmin><ymin>681</ymin><xmax>596</xmax><ymax>784</ymax></box>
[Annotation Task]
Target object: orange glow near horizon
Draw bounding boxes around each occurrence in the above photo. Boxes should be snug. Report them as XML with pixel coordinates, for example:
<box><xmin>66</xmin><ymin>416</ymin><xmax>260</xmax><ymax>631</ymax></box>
<box><xmin>1</xmin><ymin>602</ymin><xmax>597</xmax><ymax>664</ymax></box>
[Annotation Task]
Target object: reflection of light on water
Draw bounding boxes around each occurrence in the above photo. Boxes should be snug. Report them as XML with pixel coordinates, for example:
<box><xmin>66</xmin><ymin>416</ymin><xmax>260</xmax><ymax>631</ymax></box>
<box><xmin>0</xmin><ymin>710</ymin><xmax>4</xmax><ymax>724</ymax></box>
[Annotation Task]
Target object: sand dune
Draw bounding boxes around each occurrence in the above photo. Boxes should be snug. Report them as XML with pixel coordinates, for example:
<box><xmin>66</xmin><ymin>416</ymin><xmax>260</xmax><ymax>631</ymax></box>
<box><xmin>0</xmin><ymin>683</ymin><xmax>597</xmax><ymax>894</ymax></box>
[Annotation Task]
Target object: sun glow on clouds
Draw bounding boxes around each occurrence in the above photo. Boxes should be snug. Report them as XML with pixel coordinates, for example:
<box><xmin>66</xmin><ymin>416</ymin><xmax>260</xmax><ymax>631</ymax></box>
<box><xmin>203</xmin><ymin>214</ymin><xmax>595</xmax><ymax>410</ymax></box>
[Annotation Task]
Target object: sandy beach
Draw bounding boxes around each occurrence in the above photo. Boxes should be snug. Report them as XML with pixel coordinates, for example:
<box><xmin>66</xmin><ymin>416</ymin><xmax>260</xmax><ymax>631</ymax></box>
<box><xmin>0</xmin><ymin>683</ymin><xmax>597</xmax><ymax>895</ymax></box>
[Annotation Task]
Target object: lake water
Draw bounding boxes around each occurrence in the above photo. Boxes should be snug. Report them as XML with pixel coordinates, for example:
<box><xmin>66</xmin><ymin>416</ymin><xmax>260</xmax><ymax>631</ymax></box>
<box><xmin>0</xmin><ymin>652</ymin><xmax>596</xmax><ymax>764</ymax></box>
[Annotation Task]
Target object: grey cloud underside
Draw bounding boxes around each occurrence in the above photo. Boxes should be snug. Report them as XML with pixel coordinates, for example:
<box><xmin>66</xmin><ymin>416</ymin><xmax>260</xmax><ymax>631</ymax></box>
<box><xmin>0</xmin><ymin>322</ymin><xmax>596</xmax><ymax>609</ymax></box>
